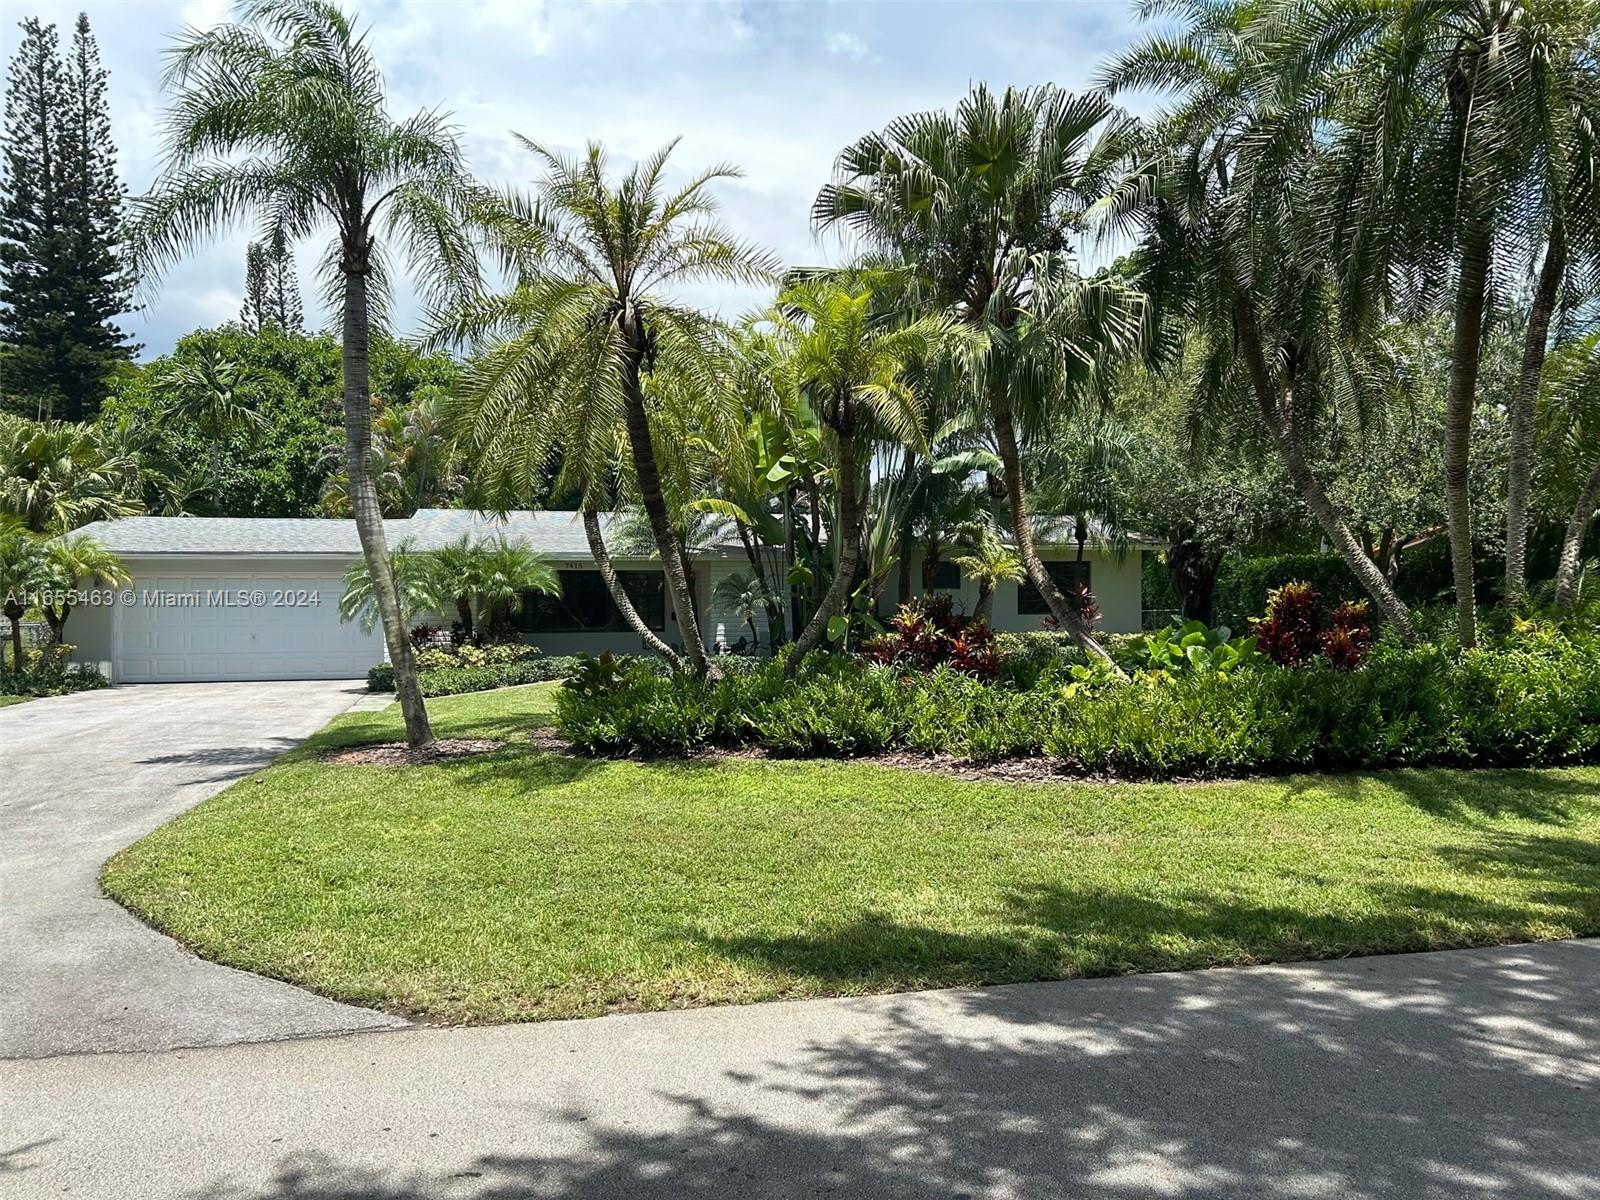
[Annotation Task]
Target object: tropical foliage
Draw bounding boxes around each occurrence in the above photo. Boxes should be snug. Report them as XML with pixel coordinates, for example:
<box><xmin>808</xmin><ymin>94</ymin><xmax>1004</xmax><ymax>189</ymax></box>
<box><xmin>0</xmin><ymin>0</ymin><xmax>1594</xmax><ymax>761</ymax></box>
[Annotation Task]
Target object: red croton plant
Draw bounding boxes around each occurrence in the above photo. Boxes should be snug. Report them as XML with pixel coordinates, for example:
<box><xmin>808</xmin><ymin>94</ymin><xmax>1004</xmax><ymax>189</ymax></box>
<box><xmin>864</xmin><ymin>594</ymin><xmax>1000</xmax><ymax>681</ymax></box>
<box><xmin>1252</xmin><ymin>581</ymin><xmax>1373</xmax><ymax>670</ymax></box>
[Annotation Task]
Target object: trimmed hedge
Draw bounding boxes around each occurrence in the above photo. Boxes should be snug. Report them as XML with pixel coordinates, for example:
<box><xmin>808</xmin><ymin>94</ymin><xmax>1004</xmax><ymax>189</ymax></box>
<box><xmin>1213</xmin><ymin>554</ymin><xmax>1362</xmax><ymax>629</ymax></box>
<box><xmin>367</xmin><ymin>655</ymin><xmax>582</xmax><ymax>696</ymax></box>
<box><xmin>554</xmin><ymin>622</ymin><xmax>1600</xmax><ymax>779</ymax></box>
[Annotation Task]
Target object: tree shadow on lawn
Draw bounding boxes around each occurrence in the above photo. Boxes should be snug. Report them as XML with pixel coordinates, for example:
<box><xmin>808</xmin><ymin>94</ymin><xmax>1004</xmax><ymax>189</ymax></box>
<box><xmin>304</xmin><ymin>710</ymin><xmax>555</xmax><ymax>756</ymax></box>
<box><xmin>1276</xmin><ymin>766</ymin><xmax>1598</xmax><ymax>825</ymax></box>
<box><xmin>683</xmin><ymin>837</ymin><xmax>1600</xmax><ymax>995</ymax></box>
<box><xmin>183</xmin><ymin>938</ymin><xmax>1600</xmax><ymax>1199</ymax></box>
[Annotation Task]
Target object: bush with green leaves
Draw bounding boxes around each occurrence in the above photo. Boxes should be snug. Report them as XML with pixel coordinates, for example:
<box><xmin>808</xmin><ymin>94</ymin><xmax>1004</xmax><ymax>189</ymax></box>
<box><xmin>554</xmin><ymin>621</ymin><xmax>1600</xmax><ymax>778</ymax></box>
<box><xmin>367</xmin><ymin>650</ymin><xmax>577</xmax><ymax>696</ymax></box>
<box><xmin>1</xmin><ymin>643</ymin><xmax>110</xmax><ymax>697</ymax></box>
<box><xmin>1213</xmin><ymin>554</ymin><xmax>1363</xmax><ymax>628</ymax></box>
<box><xmin>1113</xmin><ymin>619</ymin><xmax>1261</xmax><ymax>677</ymax></box>
<box><xmin>413</xmin><ymin>642</ymin><xmax>542</xmax><ymax>672</ymax></box>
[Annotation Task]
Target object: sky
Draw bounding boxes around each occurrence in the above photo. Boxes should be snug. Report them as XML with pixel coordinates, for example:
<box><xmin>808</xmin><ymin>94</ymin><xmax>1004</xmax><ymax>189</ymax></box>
<box><xmin>3</xmin><ymin>0</ymin><xmax>1158</xmax><ymax>360</ymax></box>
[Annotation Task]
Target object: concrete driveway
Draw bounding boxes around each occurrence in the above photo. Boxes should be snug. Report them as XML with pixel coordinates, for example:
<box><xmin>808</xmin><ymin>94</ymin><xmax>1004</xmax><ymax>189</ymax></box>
<box><xmin>0</xmin><ymin>682</ymin><xmax>408</xmax><ymax>1059</ymax></box>
<box><xmin>2</xmin><ymin>939</ymin><xmax>1595</xmax><ymax>1199</ymax></box>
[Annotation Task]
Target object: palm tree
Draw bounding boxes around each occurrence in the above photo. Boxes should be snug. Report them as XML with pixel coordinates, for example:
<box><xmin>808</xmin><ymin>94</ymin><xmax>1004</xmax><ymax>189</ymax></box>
<box><xmin>951</xmin><ymin>523</ymin><xmax>1024</xmax><ymax>623</ymax></box>
<box><xmin>40</xmin><ymin>535</ymin><xmax>131</xmax><ymax>643</ymax></box>
<box><xmin>0</xmin><ymin>521</ymin><xmax>48</xmax><ymax>671</ymax></box>
<box><xmin>462</xmin><ymin>539</ymin><xmax>560</xmax><ymax>640</ymax></box>
<box><xmin>1542</xmin><ymin>336</ymin><xmax>1600</xmax><ymax>610</ymax></box>
<box><xmin>0</xmin><ymin>415</ymin><xmax>143</xmax><ymax>533</ymax></box>
<box><xmin>319</xmin><ymin>393</ymin><xmax>464</xmax><ymax>518</ymax></box>
<box><xmin>766</xmin><ymin>279</ymin><xmax>944</xmax><ymax>663</ymax></box>
<box><xmin>444</xmin><ymin>138</ymin><xmax>777</xmax><ymax>678</ymax></box>
<box><xmin>337</xmin><ymin>541</ymin><xmax>445</xmax><ymax>637</ymax></box>
<box><xmin>1029</xmin><ymin>414</ymin><xmax>1136</xmax><ymax>562</ymax></box>
<box><xmin>1262</xmin><ymin>0</ymin><xmax>1600</xmax><ymax>639</ymax></box>
<box><xmin>711</xmin><ymin>570</ymin><xmax>768</xmax><ymax>651</ymax></box>
<box><xmin>160</xmin><ymin>344</ymin><xmax>267</xmax><ymax>508</ymax></box>
<box><xmin>688</xmin><ymin>327</ymin><xmax>809</xmax><ymax>647</ymax></box>
<box><xmin>131</xmin><ymin>0</ymin><xmax>485</xmax><ymax>748</ymax></box>
<box><xmin>422</xmin><ymin>534</ymin><xmax>483</xmax><ymax>638</ymax></box>
<box><xmin>814</xmin><ymin>83</ymin><xmax>1146</xmax><ymax>664</ymax></box>
<box><xmin>1101</xmin><ymin>2</ymin><xmax>1422</xmax><ymax>642</ymax></box>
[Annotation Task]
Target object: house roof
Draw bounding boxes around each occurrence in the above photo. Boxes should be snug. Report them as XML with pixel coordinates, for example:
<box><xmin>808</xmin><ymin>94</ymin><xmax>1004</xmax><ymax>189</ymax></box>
<box><xmin>70</xmin><ymin>509</ymin><xmax>701</xmax><ymax>559</ymax></box>
<box><xmin>71</xmin><ymin>508</ymin><xmax>1164</xmax><ymax>558</ymax></box>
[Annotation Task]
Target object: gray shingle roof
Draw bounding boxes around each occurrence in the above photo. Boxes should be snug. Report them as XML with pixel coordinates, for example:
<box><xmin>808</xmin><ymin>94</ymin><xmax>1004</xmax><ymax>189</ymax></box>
<box><xmin>398</xmin><ymin>509</ymin><xmax>610</xmax><ymax>555</ymax></box>
<box><xmin>71</xmin><ymin>509</ymin><xmax>692</xmax><ymax>559</ymax></box>
<box><xmin>69</xmin><ymin>516</ymin><xmax>373</xmax><ymax>555</ymax></box>
<box><xmin>70</xmin><ymin>508</ymin><xmax>1164</xmax><ymax>558</ymax></box>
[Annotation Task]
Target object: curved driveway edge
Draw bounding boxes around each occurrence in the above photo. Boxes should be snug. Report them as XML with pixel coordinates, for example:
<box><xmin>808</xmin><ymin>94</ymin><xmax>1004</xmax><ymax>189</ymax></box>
<box><xmin>0</xmin><ymin>681</ymin><xmax>409</xmax><ymax>1059</ymax></box>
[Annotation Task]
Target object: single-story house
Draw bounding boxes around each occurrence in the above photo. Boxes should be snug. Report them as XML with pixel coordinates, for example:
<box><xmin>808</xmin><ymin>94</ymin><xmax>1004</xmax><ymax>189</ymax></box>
<box><xmin>65</xmin><ymin>509</ymin><xmax>1161</xmax><ymax>683</ymax></box>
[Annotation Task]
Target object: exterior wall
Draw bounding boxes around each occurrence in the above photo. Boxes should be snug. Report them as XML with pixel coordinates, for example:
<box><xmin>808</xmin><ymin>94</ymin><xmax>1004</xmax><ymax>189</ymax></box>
<box><xmin>66</xmin><ymin>588</ymin><xmax>116</xmax><ymax>677</ymax></box>
<box><xmin>904</xmin><ymin>546</ymin><xmax>1148</xmax><ymax>635</ymax></box>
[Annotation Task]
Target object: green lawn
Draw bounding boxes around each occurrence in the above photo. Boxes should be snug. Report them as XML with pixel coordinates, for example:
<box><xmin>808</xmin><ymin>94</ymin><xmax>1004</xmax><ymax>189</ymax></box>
<box><xmin>104</xmin><ymin>683</ymin><xmax>1600</xmax><ymax>1024</ymax></box>
<box><xmin>0</xmin><ymin>695</ymin><xmax>29</xmax><ymax>707</ymax></box>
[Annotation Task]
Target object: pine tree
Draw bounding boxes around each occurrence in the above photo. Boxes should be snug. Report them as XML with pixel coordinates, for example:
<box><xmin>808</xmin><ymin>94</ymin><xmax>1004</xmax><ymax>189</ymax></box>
<box><xmin>270</xmin><ymin>231</ymin><xmax>302</xmax><ymax>332</ymax></box>
<box><xmin>240</xmin><ymin>241</ymin><xmax>270</xmax><ymax>332</ymax></box>
<box><xmin>0</xmin><ymin>18</ymin><xmax>68</xmax><ymax>418</ymax></box>
<box><xmin>0</xmin><ymin>15</ymin><xmax>135</xmax><ymax>422</ymax></box>
<box><xmin>55</xmin><ymin>14</ymin><xmax>137</xmax><ymax>417</ymax></box>
<box><xmin>240</xmin><ymin>234</ymin><xmax>301</xmax><ymax>334</ymax></box>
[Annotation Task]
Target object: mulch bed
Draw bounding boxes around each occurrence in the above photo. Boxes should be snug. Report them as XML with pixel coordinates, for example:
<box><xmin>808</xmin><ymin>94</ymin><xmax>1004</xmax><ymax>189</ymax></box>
<box><xmin>324</xmin><ymin>738</ymin><xmax>502</xmax><ymax>766</ymax></box>
<box><xmin>324</xmin><ymin>728</ymin><xmax>1211</xmax><ymax>784</ymax></box>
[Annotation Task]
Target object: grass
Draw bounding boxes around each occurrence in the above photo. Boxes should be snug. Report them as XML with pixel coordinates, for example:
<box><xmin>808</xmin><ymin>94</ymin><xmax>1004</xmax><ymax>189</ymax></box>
<box><xmin>104</xmin><ymin>683</ymin><xmax>1600</xmax><ymax>1024</ymax></box>
<box><xmin>0</xmin><ymin>695</ymin><xmax>29</xmax><ymax>707</ymax></box>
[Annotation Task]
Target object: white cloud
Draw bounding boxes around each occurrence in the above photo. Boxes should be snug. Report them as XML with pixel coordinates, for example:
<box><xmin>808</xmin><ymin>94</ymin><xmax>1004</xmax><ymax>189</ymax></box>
<box><xmin>824</xmin><ymin>30</ymin><xmax>872</xmax><ymax>62</ymax></box>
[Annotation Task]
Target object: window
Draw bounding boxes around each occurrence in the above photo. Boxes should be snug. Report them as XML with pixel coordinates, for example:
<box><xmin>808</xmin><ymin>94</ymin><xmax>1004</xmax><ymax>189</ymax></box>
<box><xmin>1017</xmin><ymin>561</ymin><xmax>1091</xmax><ymax>615</ymax></box>
<box><xmin>927</xmin><ymin>560</ymin><xmax>961</xmax><ymax>590</ymax></box>
<box><xmin>518</xmin><ymin>570</ymin><xmax>667</xmax><ymax>633</ymax></box>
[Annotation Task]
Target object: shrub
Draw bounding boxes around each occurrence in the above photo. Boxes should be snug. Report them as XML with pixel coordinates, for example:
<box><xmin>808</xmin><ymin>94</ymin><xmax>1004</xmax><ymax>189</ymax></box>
<box><xmin>554</xmin><ymin>622</ymin><xmax>1600</xmax><ymax>778</ymax></box>
<box><xmin>1213</xmin><ymin>554</ymin><xmax>1361</xmax><ymax>628</ymax></box>
<box><xmin>1320</xmin><ymin>601</ymin><xmax>1374</xmax><ymax>671</ymax></box>
<box><xmin>864</xmin><ymin>595</ymin><xmax>999</xmax><ymax>681</ymax></box>
<box><xmin>367</xmin><ymin>646</ymin><xmax>576</xmax><ymax>696</ymax></box>
<box><xmin>1</xmin><ymin>644</ymin><xmax>109</xmax><ymax>697</ymax></box>
<box><xmin>1253</xmin><ymin>583</ymin><xmax>1373</xmax><ymax>671</ymax></box>
<box><xmin>409</xmin><ymin>623</ymin><xmax>447</xmax><ymax>648</ymax></box>
<box><xmin>1253</xmin><ymin>581</ymin><xmax>1323</xmax><ymax>666</ymax></box>
<box><xmin>1113</xmin><ymin>618</ymin><xmax>1261</xmax><ymax>677</ymax></box>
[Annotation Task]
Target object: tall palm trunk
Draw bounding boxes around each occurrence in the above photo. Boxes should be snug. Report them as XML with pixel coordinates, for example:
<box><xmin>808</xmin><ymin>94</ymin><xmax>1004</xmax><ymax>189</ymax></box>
<box><xmin>735</xmin><ymin>525</ymin><xmax>786</xmax><ymax>648</ymax></box>
<box><xmin>582</xmin><ymin>505</ymin><xmax>683</xmax><ymax>668</ymax></box>
<box><xmin>1231</xmin><ymin>291</ymin><xmax>1419</xmax><ymax>643</ymax></box>
<box><xmin>788</xmin><ymin>427</ymin><xmax>861</xmax><ymax>667</ymax></box>
<box><xmin>991</xmin><ymin>386</ymin><xmax>1113</xmax><ymax>664</ymax></box>
<box><xmin>975</xmin><ymin>583</ymin><xmax>995</xmax><ymax>623</ymax></box>
<box><xmin>42</xmin><ymin>601</ymin><xmax>68</xmax><ymax>643</ymax></box>
<box><xmin>1443</xmin><ymin>220</ymin><xmax>1492</xmax><ymax>647</ymax></box>
<box><xmin>1505</xmin><ymin>223</ymin><xmax>1566</xmax><ymax>604</ymax></box>
<box><xmin>895</xmin><ymin>450</ymin><xmax>917</xmax><ymax>607</ymax></box>
<box><xmin>342</xmin><ymin>264</ymin><xmax>433</xmax><ymax>749</ymax></box>
<box><xmin>5</xmin><ymin>605</ymin><xmax>23</xmax><ymax>672</ymax></box>
<box><xmin>1553</xmin><ymin>457</ymin><xmax>1600</xmax><ymax>610</ymax></box>
<box><xmin>617</xmin><ymin>327</ymin><xmax>709</xmax><ymax>677</ymax></box>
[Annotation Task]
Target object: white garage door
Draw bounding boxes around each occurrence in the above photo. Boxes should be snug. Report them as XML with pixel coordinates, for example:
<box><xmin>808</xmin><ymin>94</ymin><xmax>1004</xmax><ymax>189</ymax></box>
<box><xmin>116</xmin><ymin>568</ymin><xmax>384</xmax><ymax>683</ymax></box>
